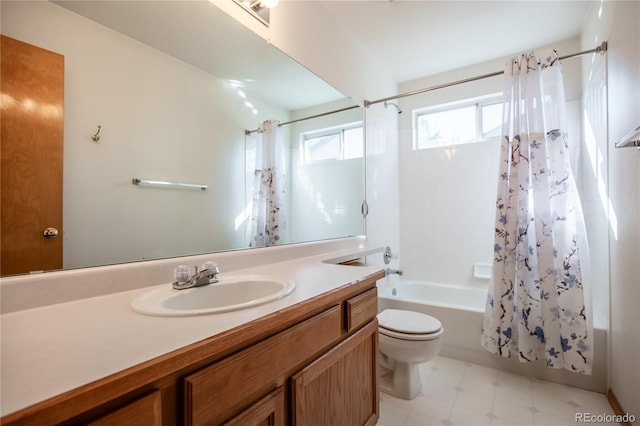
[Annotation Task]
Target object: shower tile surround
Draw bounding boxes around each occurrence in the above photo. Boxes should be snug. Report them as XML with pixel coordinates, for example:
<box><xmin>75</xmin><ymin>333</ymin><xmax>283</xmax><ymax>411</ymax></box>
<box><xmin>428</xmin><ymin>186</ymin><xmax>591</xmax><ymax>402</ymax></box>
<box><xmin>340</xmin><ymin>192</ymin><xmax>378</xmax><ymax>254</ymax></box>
<box><xmin>378</xmin><ymin>356</ymin><xmax>617</xmax><ymax>426</ymax></box>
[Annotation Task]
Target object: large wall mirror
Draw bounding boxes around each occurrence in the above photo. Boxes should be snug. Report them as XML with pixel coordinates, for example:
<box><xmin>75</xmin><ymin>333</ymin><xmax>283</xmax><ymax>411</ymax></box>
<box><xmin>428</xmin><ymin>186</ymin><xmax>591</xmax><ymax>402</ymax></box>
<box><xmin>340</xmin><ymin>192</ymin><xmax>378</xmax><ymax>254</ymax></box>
<box><xmin>1</xmin><ymin>1</ymin><xmax>364</xmax><ymax>276</ymax></box>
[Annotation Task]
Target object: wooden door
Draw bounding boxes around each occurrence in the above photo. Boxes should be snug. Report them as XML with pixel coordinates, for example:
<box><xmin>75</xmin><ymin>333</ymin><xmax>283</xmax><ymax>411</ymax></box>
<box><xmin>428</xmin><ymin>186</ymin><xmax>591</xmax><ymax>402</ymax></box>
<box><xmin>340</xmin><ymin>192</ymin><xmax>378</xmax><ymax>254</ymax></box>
<box><xmin>1</xmin><ymin>35</ymin><xmax>64</xmax><ymax>276</ymax></box>
<box><xmin>291</xmin><ymin>320</ymin><xmax>379</xmax><ymax>426</ymax></box>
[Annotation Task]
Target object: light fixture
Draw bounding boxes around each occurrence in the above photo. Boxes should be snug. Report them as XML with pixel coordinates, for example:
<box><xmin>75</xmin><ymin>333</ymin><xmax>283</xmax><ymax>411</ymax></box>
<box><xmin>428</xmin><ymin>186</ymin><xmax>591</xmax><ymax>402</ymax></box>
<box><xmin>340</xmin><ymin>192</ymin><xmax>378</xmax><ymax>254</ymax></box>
<box><xmin>234</xmin><ymin>0</ymin><xmax>276</xmax><ymax>26</ymax></box>
<box><xmin>250</xmin><ymin>0</ymin><xmax>278</xmax><ymax>12</ymax></box>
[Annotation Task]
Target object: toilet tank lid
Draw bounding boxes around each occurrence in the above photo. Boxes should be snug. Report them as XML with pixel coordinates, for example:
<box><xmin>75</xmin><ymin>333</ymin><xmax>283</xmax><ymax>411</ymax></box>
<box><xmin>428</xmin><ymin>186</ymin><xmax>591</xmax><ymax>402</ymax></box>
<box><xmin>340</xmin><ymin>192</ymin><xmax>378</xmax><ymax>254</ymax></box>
<box><xmin>378</xmin><ymin>309</ymin><xmax>442</xmax><ymax>334</ymax></box>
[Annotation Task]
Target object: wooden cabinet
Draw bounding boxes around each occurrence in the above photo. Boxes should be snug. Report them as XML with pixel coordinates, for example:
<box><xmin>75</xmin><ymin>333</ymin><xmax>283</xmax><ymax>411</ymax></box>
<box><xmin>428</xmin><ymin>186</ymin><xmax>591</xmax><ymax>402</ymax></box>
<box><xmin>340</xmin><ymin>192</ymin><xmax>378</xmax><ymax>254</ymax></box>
<box><xmin>223</xmin><ymin>387</ymin><xmax>285</xmax><ymax>426</ymax></box>
<box><xmin>87</xmin><ymin>391</ymin><xmax>162</xmax><ymax>426</ymax></box>
<box><xmin>183</xmin><ymin>306</ymin><xmax>342</xmax><ymax>424</ymax></box>
<box><xmin>291</xmin><ymin>321</ymin><xmax>379</xmax><ymax>426</ymax></box>
<box><xmin>1</xmin><ymin>271</ymin><xmax>384</xmax><ymax>425</ymax></box>
<box><xmin>183</xmin><ymin>294</ymin><xmax>379</xmax><ymax>425</ymax></box>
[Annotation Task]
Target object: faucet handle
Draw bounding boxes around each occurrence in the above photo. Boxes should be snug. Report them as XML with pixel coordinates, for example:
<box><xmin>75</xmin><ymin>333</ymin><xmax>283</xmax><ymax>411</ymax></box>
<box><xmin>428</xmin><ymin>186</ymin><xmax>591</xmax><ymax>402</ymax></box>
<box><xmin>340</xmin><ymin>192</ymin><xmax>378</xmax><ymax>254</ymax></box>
<box><xmin>174</xmin><ymin>265</ymin><xmax>192</xmax><ymax>284</ymax></box>
<box><xmin>202</xmin><ymin>261</ymin><xmax>219</xmax><ymax>274</ymax></box>
<box><xmin>201</xmin><ymin>261</ymin><xmax>220</xmax><ymax>283</ymax></box>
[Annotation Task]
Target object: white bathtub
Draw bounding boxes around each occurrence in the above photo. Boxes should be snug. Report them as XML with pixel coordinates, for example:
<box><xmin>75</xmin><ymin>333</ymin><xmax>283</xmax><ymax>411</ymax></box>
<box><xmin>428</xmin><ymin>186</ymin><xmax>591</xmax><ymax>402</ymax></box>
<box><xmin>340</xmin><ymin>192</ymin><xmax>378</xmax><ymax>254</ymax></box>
<box><xmin>378</xmin><ymin>280</ymin><xmax>607</xmax><ymax>393</ymax></box>
<box><xmin>383</xmin><ymin>281</ymin><xmax>487</xmax><ymax>312</ymax></box>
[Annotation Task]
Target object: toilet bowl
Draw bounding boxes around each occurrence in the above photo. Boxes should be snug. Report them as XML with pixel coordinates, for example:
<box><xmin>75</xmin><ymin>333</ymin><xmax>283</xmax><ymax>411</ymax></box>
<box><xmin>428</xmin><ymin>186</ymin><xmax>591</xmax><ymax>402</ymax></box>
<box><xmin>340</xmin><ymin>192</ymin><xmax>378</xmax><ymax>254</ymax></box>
<box><xmin>377</xmin><ymin>309</ymin><xmax>444</xmax><ymax>400</ymax></box>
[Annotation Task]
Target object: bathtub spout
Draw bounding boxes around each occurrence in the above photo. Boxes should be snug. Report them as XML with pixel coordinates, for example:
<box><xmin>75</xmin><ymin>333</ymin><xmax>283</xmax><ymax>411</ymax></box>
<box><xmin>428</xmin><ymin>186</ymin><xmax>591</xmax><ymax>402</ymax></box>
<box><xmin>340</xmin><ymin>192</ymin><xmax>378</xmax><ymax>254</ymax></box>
<box><xmin>385</xmin><ymin>268</ymin><xmax>403</xmax><ymax>276</ymax></box>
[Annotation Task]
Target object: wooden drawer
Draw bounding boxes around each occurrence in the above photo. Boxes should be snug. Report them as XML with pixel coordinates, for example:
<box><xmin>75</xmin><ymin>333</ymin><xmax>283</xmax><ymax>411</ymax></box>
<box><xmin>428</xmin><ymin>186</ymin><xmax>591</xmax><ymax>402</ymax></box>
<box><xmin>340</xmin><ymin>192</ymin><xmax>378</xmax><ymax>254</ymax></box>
<box><xmin>344</xmin><ymin>287</ymin><xmax>378</xmax><ymax>333</ymax></box>
<box><xmin>87</xmin><ymin>391</ymin><xmax>161</xmax><ymax>426</ymax></box>
<box><xmin>183</xmin><ymin>305</ymin><xmax>342</xmax><ymax>425</ymax></box>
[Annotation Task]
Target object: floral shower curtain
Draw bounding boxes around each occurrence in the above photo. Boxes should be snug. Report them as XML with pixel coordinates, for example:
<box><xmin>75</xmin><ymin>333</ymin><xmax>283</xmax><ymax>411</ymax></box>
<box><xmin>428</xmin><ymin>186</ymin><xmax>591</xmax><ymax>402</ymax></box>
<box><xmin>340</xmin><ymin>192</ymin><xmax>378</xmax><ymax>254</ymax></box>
<box><xmin>250</xmin><ymin>119</ymin><xmax>286</xmax><ymax>247</ymax></box>
<box><xmin>481</xmin><ymin>51</ymin><xmax>592</xmax><ymax>374</ymax></box>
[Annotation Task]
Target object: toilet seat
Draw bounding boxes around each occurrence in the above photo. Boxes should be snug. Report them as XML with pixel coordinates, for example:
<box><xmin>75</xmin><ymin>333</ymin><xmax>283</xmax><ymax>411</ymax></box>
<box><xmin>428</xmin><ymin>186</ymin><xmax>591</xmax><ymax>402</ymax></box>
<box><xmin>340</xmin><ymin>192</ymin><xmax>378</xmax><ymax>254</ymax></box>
<box><xmin>378</xmin><ymin>309</ymin><xmax>443</xmax><ymax>341</ymax></box>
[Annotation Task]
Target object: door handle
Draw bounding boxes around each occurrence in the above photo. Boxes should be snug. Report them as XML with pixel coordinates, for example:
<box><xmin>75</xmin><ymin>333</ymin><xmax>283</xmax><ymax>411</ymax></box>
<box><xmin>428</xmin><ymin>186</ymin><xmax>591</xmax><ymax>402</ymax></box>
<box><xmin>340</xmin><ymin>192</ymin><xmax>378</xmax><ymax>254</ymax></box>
<box><xmin>43</xmin><ymin>227</ymin><xmax>59</xmax><ymax>239</ymax></box>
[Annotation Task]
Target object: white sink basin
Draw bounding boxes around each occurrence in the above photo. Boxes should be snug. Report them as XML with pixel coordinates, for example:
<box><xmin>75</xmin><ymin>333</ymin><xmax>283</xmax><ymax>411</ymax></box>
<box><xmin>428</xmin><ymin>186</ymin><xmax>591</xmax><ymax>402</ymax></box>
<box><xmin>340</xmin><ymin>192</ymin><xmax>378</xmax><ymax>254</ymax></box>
<box><xmin>131</xmin><ymin>274</ymin><xmax>295</xmax><ymax>317</ymax></box>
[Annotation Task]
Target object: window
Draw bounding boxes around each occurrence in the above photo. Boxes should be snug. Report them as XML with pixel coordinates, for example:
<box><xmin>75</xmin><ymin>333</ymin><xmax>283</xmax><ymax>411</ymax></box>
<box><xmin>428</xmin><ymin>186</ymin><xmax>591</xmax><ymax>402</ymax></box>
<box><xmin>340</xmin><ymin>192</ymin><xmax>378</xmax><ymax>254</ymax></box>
<box><xmin>414</xmin><ymin>95</ymin><xmax>503</xmax><ymax>150</ymax></box>
<box><xmin>304</xmin><ymin>133</ymin><xmax>341</xmax><ymax>162</ymax></box>
<box><xmin>481</xmin><ymin>102</ymin><xmax>503</xmax><ymax>139</ymax></box>
<box><xmin>302</xmin><ymin>124</ymin><xmax>363</xmax><ymax>164</ymax></box>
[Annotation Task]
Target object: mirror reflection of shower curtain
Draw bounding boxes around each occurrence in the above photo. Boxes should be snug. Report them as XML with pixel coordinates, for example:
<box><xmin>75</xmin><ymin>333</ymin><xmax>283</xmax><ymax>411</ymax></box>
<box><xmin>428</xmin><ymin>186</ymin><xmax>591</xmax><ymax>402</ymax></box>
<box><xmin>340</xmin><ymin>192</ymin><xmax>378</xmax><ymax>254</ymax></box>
<box><xmin>250</xmin><ymin>119</ymin><xmax>286</xmax><ymax>247</ymax></box>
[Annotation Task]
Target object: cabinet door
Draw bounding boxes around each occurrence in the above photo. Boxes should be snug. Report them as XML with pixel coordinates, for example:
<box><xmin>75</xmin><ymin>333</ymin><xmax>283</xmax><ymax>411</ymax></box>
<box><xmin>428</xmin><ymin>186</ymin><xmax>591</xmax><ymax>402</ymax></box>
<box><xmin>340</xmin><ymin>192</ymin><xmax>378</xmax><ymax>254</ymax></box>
<box><xmin>291</xmin><ymin>320</ymin><xmax>379</xmax><ymax>426</ymax></box>
<box><xmin>223</xmin><ymin>387</ymin><xmax>285</xmax><ymax>426</ymax></box>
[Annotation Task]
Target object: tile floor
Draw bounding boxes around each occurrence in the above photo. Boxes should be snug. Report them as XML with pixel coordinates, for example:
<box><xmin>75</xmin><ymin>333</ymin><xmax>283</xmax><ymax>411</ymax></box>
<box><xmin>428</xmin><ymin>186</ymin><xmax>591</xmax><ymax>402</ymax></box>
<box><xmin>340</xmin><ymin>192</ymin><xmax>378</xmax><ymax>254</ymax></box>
<box><xmin>378</xmin><ymin>356</ymin><xmax>617</xmax><ymax>426</ymax></box>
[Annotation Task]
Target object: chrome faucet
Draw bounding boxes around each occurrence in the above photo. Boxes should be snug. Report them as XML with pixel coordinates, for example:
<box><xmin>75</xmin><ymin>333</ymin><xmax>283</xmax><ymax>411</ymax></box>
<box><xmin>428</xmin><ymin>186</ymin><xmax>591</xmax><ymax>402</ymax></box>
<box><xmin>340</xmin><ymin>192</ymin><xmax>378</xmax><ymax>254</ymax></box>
<box><xmin>385</xmin><ymin>268</ymin><xmax>403</xmax><ymax>276</ymax></box>
<box><xmin>173</xmin><ymin>261</ymin><xmax>219</xmax><ymax>290</ymax></box>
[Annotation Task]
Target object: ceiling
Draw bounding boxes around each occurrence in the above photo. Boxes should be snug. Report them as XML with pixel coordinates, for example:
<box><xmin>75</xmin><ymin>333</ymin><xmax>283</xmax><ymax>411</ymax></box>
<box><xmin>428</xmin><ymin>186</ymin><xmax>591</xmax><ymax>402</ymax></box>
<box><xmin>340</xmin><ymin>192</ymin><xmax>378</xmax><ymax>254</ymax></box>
<box><xmin>321</xmin><ymin>0</ymin><xmax>595</xmax><ymax>83</ymax></box>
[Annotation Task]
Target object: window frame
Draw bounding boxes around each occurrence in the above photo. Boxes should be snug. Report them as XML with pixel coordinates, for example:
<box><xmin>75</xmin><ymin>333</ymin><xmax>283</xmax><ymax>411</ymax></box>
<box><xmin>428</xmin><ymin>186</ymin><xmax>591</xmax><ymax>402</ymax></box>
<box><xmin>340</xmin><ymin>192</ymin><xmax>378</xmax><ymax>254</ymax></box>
<box><xmin>412</xmin><ymin>93</ymin><xmax>503</xmax><ymax>150</ymax></box>
<box><xmin>301</xmin><ymin>122</ymin><xmax>363</xmax><ymax>164</ymax></box>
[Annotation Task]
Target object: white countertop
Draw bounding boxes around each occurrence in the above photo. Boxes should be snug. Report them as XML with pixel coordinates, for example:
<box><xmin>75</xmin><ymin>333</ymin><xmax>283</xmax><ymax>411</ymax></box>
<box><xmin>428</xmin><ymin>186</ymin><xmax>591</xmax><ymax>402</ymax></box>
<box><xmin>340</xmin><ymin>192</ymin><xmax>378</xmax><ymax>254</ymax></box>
<box><xmin>0</xmin><ymin>252</ymin><xmax>383</xmax><ymax>417</ymax></box>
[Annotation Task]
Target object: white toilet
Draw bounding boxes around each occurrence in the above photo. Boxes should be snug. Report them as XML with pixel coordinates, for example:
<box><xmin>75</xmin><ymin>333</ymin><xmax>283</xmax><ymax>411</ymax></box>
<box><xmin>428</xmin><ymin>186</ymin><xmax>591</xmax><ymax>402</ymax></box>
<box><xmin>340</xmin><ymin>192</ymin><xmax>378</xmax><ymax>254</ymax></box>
<box><xmin>377</xmin><ymin>309</ymin><xmax>444</xmax><ymax>399</ymax></box>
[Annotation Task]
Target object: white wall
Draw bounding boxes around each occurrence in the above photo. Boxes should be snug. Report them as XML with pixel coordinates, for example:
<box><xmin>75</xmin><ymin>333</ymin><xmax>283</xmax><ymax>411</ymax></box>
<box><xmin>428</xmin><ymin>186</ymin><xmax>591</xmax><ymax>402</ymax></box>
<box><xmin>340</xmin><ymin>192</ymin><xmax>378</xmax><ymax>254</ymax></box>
<box><xmin>396</xmin><ymin>38</ymin><xmax>584</xmax><ymax>288</ymax></box>
<box><xmin>267</xmin><ymin>2</ymin><xmax>396</xmax><ymax>107</ymax></box>
<box><xmin>579</xmin><ymin>52</ymin><xmax>610</xmax><ymax>335</ymax></box>
<box><xmin>582</xmin><ymin>0</ymin><xmax>640</xmax><ymax>417</ymax></box>
<box><xmin>1</xmin><ymin>1</ymin><xmax>288</xmax><ymax>269</ymax></box>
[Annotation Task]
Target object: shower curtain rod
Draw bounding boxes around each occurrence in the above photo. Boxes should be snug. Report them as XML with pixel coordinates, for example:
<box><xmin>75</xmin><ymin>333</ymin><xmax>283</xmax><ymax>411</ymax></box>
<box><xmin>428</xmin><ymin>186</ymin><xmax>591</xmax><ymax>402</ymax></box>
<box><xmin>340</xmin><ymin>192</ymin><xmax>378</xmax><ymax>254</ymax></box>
<box><xmin>245</xmin><ymin>105</ymin><xmax>360</xmax><ymax>135</ymax></box>
<box><xmin>364</xmin><ymin>41</ymin><xmax>608</xmax><ymax>107</ymax></box>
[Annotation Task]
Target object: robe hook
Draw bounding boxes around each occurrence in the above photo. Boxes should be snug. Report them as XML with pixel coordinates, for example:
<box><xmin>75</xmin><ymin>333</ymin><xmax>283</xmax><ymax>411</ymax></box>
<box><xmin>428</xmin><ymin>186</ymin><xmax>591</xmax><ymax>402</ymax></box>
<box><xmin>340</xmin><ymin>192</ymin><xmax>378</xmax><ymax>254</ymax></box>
<box><xmin>91</xmin><ymin>125</ymin><xmax>102</xmax><ymax>142</ymax></box>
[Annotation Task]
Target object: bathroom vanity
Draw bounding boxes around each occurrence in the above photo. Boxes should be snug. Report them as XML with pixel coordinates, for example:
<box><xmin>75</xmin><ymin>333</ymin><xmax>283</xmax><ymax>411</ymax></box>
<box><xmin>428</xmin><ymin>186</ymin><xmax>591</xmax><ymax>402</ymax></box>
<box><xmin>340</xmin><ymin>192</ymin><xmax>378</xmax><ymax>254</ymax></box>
<box><xmin>0</xmin><ymin>256</ymin><xmax>384</xmax><ymax>425</ymax></box>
